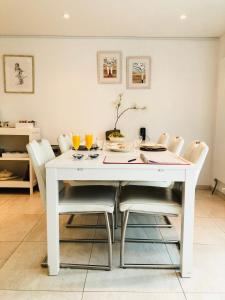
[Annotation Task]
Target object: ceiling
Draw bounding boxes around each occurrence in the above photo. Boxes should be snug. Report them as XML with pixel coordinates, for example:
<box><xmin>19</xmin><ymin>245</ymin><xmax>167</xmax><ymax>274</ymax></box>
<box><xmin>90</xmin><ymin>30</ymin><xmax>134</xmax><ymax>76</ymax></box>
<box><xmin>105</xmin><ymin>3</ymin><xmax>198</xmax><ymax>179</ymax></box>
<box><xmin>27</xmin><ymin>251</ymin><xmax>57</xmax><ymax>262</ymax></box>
<box><xmin>0</xmin><ymin>0</ymin><xmax>225</xmax><ymax>38</ymax></box>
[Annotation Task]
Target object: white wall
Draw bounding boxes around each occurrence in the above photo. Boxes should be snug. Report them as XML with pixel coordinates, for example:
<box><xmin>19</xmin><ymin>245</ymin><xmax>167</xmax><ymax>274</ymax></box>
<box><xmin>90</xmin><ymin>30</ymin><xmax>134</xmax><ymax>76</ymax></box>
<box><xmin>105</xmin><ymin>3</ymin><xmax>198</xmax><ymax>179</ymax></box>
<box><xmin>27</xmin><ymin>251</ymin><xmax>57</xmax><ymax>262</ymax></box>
<box><xmin>0</xmin><ymin>37</ymin><xmax>218</xmax><ymax>184</ymax></box>
<box><xmin>213</xmin><ymin>34</ymin><xmax>225</xmax><ymax>190</ymax></box>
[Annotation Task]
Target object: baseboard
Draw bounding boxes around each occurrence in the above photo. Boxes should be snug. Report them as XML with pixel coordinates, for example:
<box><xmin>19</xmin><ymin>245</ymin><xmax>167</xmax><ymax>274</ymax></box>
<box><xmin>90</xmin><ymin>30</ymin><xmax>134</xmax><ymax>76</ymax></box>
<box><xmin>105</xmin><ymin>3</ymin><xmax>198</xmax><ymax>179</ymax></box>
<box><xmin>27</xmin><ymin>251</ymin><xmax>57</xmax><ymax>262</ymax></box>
<box><xmin>196</xmin><ymin>185</ymin><xmax>211</xmax><ymax>190</ymax></box>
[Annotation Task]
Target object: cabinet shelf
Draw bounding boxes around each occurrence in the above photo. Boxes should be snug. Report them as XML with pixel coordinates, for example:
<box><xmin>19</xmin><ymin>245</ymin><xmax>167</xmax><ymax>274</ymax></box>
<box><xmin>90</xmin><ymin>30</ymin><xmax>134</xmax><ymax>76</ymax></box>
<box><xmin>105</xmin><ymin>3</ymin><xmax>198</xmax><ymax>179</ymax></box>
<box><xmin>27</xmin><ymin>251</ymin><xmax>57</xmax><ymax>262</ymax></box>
<box><xmin>0</xmin><ymin>178</ymin><xmax>37</xmax><ymax>188</ymax></box>
<box><xmin>0</xmin><ymin>127</ymin><xmax>40</xmax><ymax>194</ymax></box>
<box><xmin>0</xmin><ymin>157</ymin><xmax>30</xmax><ymax>161</ymax></box>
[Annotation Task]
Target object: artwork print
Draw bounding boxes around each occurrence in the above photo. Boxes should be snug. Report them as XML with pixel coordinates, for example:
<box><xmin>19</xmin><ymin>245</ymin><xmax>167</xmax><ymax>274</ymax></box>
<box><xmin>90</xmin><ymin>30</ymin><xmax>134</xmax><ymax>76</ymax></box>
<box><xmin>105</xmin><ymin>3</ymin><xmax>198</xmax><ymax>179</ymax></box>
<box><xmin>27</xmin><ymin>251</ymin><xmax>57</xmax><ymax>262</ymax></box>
<box><xmin>3</xmin><ymin>55</ymin><xmax>34</xmax><ymax>93</ymax></box>
<box><xmin>127</xmin><ymin>56</ymin><xmax>151</xmax><ymax>89</ymax></box>
<box><xmin>97</xmin><ymin>51</ymin><xmax>121</xmax><ymax>84</ymax></box>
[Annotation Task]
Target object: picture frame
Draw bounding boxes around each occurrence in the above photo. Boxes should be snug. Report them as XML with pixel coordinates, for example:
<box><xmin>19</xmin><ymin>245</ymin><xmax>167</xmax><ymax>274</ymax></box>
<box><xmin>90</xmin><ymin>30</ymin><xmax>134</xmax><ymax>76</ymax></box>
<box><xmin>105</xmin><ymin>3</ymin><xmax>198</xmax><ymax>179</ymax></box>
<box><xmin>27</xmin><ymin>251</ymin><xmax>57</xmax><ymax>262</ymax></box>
<box><xmin>126</xmin><ymin>56</ymin><xmax>151</xmax><ymax>89</ymax></box>
<box><xmin>3</xmin><ymin>55</ymin><xmax>34</xmax><ymax>93</ymax></box>
<box><xmin>97</xmin><ymin>51</ymin><xmax>122</xmax><ymax>84</ymax></box>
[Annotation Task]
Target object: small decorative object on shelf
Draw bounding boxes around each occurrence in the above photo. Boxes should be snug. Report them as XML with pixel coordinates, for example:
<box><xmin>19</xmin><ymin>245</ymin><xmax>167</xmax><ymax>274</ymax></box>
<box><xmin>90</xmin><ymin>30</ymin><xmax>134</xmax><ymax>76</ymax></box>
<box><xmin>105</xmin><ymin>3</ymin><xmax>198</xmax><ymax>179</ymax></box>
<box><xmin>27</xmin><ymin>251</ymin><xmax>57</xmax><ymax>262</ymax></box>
<box><xmin>105</xmin><ymin>93</ymin><xmax>147</xmax><ymax>140</ymax></box>
<box><xmin>0</xmin><ymin>121</ymin><xmax>15</xmax><ymax>128</ymax></box>
<box><xmin>0</xmin><ymin>169</ymin><xmax>18</xmax><ymax>181</ymax></box>
<box><xmin>0</xmin><ymin>148</ymin><xmax>5</xmax><ymax>157</ymax></box>
<box><xmin>2</xmin><ymin>152</ymin><xmax>29</xmax><ymax>158</ymax></box>
<box><xmin>16</xmin><ymin>120</ymin><xmax>36</xmax><ymax>129</ymax></box>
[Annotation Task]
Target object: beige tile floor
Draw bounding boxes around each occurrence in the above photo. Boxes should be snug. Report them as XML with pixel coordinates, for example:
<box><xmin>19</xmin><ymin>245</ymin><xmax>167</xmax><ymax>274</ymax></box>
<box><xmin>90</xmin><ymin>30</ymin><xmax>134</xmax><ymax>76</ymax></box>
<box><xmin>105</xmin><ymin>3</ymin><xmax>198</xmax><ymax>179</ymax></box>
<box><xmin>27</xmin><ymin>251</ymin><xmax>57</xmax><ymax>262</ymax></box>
<box><xmin>0</xmin><ymin>189</ymin><xmax>225</xmax><ymax>299</ymax></box>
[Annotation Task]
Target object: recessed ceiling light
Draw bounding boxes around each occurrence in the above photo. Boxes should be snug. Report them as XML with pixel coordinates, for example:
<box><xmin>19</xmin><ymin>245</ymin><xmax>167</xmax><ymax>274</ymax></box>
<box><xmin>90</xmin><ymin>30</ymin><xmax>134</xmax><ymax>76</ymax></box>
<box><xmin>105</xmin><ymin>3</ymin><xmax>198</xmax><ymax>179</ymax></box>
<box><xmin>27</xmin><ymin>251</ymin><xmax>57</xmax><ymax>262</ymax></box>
<box><xmin>180</xmin><ymin>14</ymin><xmax>187</xmax><ymax>20</ymax></box>
<box><xmin>63</xmin><ymin>13</ymin><xmax>70</xmax><ymax>19</ymax></box>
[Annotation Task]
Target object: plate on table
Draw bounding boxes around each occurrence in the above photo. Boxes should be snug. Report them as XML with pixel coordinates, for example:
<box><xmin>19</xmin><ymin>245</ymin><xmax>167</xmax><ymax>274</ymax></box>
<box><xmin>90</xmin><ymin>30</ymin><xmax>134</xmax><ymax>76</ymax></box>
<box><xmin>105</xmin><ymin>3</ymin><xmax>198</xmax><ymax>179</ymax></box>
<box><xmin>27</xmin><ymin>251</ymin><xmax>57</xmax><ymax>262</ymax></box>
<box><xmin>140</xmin><ymin>144</ymin><xmax>167</xmax><ymax>152</ymax></box>
<box><xmin>109</xmin><ymin>137</ymin><xmax>125</xmax><ymax>143</ymax></box>
<box><xmin>106</xmin><ymin>143</ymin><xmax>132</xmax><ymax>153</ymax></box>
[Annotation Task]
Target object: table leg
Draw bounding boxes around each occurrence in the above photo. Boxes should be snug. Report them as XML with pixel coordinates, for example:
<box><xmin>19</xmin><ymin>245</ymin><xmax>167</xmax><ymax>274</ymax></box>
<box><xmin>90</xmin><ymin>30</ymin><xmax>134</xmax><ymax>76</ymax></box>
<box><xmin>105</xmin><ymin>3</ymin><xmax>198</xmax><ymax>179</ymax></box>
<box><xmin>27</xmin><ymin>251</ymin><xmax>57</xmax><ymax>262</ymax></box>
<box><xmin>46</xmin><ymin>168</ymin><xmax>60</xmax><ymax>276</ymax></box>
<box><xmin>180</xmin><ymin>169</ymin><xmax>195</xmax><ymax>278</ymax></box>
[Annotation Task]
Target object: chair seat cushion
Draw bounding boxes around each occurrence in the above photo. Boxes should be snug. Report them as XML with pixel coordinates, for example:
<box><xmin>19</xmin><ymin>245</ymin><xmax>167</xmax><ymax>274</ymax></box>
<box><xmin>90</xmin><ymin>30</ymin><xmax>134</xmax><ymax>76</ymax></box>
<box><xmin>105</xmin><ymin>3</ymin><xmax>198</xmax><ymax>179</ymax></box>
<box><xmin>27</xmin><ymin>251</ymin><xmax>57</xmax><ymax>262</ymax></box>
<box><xmin>68</xmin><ymin>180</ymin><xmax>119</xmax><ymax>187</ymax></box>
<box><xmin>120</xmin><ymin>186</ymin><xmax>181</xmax><ymax>215</ymax></box>
<box><xmin>120</xmin><ymin>181</ymin><xmax>172</xmax><ymax>188</ymax></box>
<box><xmin>59</xmin><ymin>185</ymin><xmax>116</xmax><ymax>214</ymax></box>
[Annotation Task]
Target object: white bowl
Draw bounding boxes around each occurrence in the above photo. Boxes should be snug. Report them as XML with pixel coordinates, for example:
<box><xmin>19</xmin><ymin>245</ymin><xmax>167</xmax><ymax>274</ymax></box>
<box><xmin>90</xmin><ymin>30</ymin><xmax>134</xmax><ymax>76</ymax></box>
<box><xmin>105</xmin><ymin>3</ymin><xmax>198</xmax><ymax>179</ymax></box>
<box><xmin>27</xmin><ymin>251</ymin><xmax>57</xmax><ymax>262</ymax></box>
<box><xmin>109</xmin><ymin>136</ymin><xmax>125</xmax><ymax>143</ymax></box>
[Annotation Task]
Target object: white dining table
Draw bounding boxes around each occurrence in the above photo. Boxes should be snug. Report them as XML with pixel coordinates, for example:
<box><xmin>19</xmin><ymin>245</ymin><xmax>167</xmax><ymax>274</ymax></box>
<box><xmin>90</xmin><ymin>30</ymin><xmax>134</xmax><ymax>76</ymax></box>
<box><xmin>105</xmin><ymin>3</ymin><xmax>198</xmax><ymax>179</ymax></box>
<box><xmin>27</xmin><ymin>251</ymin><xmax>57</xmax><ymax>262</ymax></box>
<box><xmin>45</xmin><ymin>149</ymin><xmax>196</xmax><ymax>278</ymax></box>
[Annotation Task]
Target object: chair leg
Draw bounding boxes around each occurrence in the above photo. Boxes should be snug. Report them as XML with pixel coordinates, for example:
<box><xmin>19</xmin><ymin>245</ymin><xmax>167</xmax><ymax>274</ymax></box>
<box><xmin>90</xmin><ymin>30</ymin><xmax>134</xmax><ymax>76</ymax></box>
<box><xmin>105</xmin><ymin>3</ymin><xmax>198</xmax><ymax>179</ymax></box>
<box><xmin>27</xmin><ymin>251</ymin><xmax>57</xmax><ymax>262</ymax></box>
<box><xmin>111</xmin><ymin>213</ymin><xmax>115</xmax><ymax>243</ymax></box>
<box><xmin>66</xmin><ymin>214</ymin><xmax>75</xmax><ymax>226</ymax></box>
<box><xmin>104</xmin><ymin>212</ymin><xmax>113</xmax><ymax>270</ymax></box>
<box><xmin>114</xmin><ymin>193</ymin><xmax>118</xmax><ymax>229</ymax></box>
<box><xmin>120</xmin><ymin>211</ymin><xmax>129</xmax><ymax>268</ymax></box>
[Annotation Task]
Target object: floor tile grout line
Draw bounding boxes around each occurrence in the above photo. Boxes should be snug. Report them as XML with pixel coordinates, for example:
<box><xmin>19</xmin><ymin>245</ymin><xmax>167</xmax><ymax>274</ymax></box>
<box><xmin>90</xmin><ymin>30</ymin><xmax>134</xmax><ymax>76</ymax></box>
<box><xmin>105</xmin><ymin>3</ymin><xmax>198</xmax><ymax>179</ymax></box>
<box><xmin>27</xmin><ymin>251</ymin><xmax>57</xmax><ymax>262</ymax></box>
<box><xmin>81</xmin><ymin>214</ymin><xmax>98</xmax><ymax>300</ymax></box>
<box><xmin>0</xmin><ymin>288</ymin><xmax>83</xmax><ymax>293</ymax></box>
<box><xmin>0</xmin><ymin>288</ymin><xmax>194</xmax><ymax>294</ymax></box>
<box><xmin>0</xmin><ymin>214</ymin><xmax>43</xmax><ymax>270</ymax></box>
<box><xmin>82</xmin><ymin>291</ymin><xmax>186</xmax><ymax>294</ymax></box>
<box><xmin>23</xmin><ymin>216</ymin><xmax>44</xmax><ymax>242</ymax></box>
<box><xmin>158</xmin><ymin>217</ymin><xmax>187</xmax><ymax>300</ymax></box>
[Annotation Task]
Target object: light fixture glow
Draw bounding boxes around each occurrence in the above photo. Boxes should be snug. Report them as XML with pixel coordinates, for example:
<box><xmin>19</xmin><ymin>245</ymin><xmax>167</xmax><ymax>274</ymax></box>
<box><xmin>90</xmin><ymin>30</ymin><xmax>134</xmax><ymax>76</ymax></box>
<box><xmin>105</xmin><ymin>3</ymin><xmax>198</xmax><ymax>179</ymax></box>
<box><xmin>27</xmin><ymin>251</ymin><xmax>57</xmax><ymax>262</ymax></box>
<box><xmin>180</xmin><ymin>14</ymin><xmax>187</xmax><ymax>20</ymax></box>
<box><xmin>63</xmin><ymin>13</ymin><xmax>70</xmax><ymax>19</ymax></box>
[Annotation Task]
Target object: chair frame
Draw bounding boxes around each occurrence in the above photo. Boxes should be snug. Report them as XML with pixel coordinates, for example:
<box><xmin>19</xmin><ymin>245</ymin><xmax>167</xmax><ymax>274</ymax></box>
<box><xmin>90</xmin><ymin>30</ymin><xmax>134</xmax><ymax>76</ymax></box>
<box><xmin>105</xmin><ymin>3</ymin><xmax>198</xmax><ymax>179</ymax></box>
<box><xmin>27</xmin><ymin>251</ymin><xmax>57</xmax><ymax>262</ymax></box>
<box><xmin>120</xmin><ymin>211</ymin><xmax>179</xmax><ymax>270</ymax></box>
<box><xmin>42</xmin><ymin>211</ymin><xmax>113</xmax><ymax>271</ymax></box>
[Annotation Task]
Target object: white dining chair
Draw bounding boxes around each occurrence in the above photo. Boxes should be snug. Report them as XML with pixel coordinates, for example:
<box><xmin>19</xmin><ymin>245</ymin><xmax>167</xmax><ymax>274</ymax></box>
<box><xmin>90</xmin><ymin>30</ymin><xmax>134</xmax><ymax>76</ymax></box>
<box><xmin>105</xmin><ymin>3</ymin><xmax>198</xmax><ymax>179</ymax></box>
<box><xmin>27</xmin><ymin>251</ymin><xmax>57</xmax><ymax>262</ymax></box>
<box><xmin>58</xmin><ymin>133</ymin><xmax>119</xmax><ymax>228</ymax></box>
<box><xmin>27</xmin><ymin>139</ymin><xmax>116</xmax><ymax>271</ymax></box>
<box><xmin>119</xmin><ymin>141</ymin><xmax>209</xmax><ymax>269</ymax></box>
<box><xmin>120</xmin><ymin>136</ymin><xmax>185</xmax><ymax>228</ymax></box>
<box><xmin>58</xmin><ymin>133</ymin><xmax>72</xmax><ymax>153</ymax></box>
<box><xmin>167</xmin><ymin>136</ymin><xmax>184</xmax><ymax>155</ymax></box>
<box><xmin>157</xmin><ymin>132</ymin><xmax>170</xmax><ymax>145</ymax></box>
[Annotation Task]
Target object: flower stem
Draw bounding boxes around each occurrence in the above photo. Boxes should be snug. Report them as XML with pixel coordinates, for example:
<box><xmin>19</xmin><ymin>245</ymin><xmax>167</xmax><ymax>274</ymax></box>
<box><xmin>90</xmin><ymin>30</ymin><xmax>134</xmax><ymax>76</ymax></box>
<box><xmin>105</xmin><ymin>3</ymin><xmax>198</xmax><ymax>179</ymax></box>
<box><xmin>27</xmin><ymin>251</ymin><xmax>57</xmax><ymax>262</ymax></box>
<box><xmin>114</xmin><ymin>107</ymin><xmax>133</xmax><ymax>129</ymax></box>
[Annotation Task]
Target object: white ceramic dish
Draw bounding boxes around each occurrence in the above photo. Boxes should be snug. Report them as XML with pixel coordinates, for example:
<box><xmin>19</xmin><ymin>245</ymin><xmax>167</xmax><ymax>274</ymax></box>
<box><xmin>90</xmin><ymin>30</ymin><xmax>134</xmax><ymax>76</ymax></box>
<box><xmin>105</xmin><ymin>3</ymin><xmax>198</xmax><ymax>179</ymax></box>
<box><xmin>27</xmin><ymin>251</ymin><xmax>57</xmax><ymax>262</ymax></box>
<box><xmin>106</xmin><ymin>143</ymin><xmax>132</xmax><ymax>153</ymax></box>
<box><xmin>109</xmin><ymin>136</ymin><xmax>125</xmax><ymax>143</ymax></box>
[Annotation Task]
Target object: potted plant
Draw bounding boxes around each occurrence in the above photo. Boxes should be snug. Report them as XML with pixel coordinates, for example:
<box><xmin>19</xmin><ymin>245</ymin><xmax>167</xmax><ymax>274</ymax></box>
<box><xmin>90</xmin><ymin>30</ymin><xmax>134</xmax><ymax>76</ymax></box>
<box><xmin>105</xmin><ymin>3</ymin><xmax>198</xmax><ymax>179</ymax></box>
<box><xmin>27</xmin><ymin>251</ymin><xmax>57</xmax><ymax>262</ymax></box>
<box><xmin>108</xmin><ymin>131</ymin><xmax>125</xmax><ymax>143</ymax></box>
<box><xmin>106</xmin><ymin>93</ymin><xmax>147</xmax><ymax>140</ymax></box>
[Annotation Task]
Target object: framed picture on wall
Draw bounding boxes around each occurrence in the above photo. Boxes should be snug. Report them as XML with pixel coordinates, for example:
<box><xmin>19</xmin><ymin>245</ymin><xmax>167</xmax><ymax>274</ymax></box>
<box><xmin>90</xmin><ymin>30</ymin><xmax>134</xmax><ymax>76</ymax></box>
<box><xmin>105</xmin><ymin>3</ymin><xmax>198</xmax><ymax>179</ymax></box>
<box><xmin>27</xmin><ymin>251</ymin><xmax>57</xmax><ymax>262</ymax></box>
<box><xmin>127</xmin><ymin>56</ymin><xmax>151</xmax><ymax>89</ymax></box>
<box><xmin>97</xmin><ymin>51</ymin><xmax>122</xmax><ymax>84</ymax></box>
<box><xmin>3</xmin><ymin>55</ymin><xmax>34</xmax><ymax>93</ymax></box>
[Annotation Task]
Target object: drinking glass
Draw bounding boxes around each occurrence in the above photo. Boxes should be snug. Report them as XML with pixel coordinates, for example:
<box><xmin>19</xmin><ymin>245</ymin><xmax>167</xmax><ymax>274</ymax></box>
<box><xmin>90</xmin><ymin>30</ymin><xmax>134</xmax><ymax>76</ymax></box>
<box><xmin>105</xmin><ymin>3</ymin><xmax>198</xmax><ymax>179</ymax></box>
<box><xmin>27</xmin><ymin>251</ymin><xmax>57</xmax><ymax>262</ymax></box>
<box><xmin>85</xmin><ymin>134</ymin><xmax>93</xmax><ymax>157</ymax></box>
<box><xmin>72</xmin><ymin>134</ymin><xmax>80</xmax><ymax>152</ymax></box>
<box><xmin>135</xmin><ymin>135</ymin><xmax>143</xmax><ymax>149</ymax></box>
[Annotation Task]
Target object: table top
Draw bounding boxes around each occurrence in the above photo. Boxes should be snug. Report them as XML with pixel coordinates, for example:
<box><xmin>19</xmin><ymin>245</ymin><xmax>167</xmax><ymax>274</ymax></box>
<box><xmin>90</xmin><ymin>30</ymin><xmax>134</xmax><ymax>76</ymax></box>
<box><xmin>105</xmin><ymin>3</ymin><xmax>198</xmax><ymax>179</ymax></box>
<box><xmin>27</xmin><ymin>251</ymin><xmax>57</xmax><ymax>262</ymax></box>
<box><xmin>46</xmin><ymin>149</ymin><xmax>194</xmax><ymax>170</ymax></box>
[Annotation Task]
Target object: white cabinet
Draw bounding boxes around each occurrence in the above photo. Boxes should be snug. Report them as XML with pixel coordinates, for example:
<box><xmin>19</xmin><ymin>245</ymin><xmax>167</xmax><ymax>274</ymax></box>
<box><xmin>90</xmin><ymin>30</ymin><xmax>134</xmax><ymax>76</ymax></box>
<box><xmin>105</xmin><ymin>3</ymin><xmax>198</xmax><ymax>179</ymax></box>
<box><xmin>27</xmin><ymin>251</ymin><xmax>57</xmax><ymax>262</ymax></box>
<box><xmin>0</xmin><ymin>127</ymin><xmax>41</xmax><ymax>194</ymax></box>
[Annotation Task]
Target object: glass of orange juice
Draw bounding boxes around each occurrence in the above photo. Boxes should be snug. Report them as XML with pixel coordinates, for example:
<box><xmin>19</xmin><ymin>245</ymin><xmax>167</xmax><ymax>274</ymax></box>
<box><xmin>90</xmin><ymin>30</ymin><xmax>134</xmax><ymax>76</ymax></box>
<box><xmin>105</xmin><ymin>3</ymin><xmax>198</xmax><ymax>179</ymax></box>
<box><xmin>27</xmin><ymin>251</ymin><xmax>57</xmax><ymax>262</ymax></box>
<box><xmin>85</xmin><ymin>134</ymin><xmax>93</xmax><ymax>155</ymax></box>
<box><xmin>72</xmin><ymin>134</ymin><xmax>80</xmax><ymax>152</ymax></box>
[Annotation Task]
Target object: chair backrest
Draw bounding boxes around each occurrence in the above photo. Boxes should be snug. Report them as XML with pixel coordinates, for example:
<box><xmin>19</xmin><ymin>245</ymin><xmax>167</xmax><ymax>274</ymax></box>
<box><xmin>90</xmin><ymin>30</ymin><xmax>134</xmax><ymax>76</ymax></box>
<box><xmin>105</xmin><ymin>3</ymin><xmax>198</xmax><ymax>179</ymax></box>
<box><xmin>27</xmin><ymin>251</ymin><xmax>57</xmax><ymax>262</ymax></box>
<box><xmin>168</xmin><ymin>136</ymin><xmax>184</xmax><ymax>155</ymax></box>
<box><xmin>182</xmin><ymin>141</ymin><xmax>209</xmax><ymax>186</ymax></box>
<box><xmin>58</xmin><ymin>133</ymin><xmax>72</xmax><ymax>153</ymax></box>
<box><xmin>173</xmin><ymin>141</ymin><xmax>209</xmax><ymax>195</ymax></box>
<box><xmin>183</xmin><ymin>140</ymin><xmax>200</xmax><ymax>161</ymax></box>
<box><xmin>27</xmin><ymin>139</ymin><xmax>62</xmax><ymax>208</ymax></box>
<box><xmin>157</xmin><ymin>132</ymin><xmax>170</xmax><ymax>145</ymax></box>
